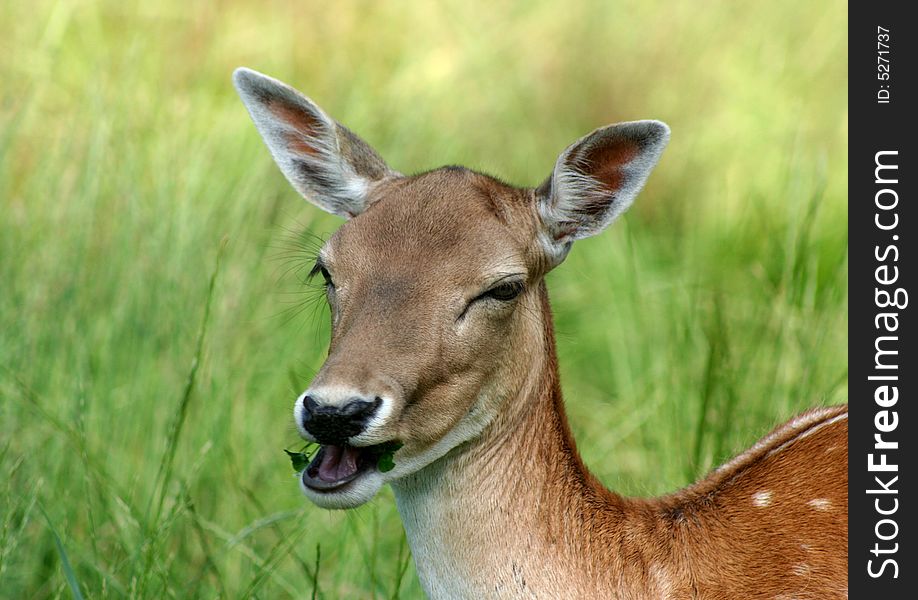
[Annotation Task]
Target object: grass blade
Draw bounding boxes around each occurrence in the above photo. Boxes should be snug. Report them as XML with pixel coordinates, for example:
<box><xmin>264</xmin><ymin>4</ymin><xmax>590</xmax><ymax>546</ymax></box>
<box><xmin>312</xmin><ymin>543</ymin><xmax>321</xmax><ymax>600</ymax></box>
<box><xmin>39</xmin><ymin>505</ymin><xmax>85</xmax><ymax>600</ymax></box>
<box><xmin>148</xmin><ymin>236</ymin><xmax>228</xmax><ymax>525</ymax></box>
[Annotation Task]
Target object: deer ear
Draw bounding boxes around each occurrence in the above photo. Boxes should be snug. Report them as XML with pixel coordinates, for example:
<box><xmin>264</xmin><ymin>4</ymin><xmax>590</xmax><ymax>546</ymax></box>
<box><xmin>233</xmin><ymin>67</ymin><xmax>397</xmax><ymax>218</ymax></box>
<box><xmin>536</xmin><ymin>120</ymin><xmax>669</xmax><ymax>264</ymax></box>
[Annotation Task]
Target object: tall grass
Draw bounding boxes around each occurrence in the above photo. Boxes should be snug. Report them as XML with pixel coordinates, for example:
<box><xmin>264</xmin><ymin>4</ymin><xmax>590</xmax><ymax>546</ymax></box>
<box><xmin>1</xmin><ymin>0</ymin><xmax>846</xmax><ymax>597</ymax></box>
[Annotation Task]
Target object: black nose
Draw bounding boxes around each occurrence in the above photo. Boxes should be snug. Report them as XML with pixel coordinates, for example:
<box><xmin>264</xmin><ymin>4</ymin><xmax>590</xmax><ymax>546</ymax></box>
<box><xmin>301</xmin><ymin>395</ymin><xmax>382</xmax><ymax>444</ymax></box>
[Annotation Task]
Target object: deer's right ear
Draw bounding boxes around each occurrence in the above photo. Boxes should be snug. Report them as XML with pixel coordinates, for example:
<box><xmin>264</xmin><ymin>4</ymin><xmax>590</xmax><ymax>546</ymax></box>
<box><xmin>233</xmin><ymin>68</ymin><xmax>397</xmax><ymax>218</ymax></box>
<box><xmin>535</xmin><ymin>120</ymin><xmax>669</xmax><ymax>265</ymax></box>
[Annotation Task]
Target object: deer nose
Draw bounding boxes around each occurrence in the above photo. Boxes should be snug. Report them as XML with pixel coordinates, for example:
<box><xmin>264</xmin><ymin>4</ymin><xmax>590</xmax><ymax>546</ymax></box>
<box><xmin>300</xmin><ymin>395</ymin><xmax>382</xmax><ymax>444</ymax></box>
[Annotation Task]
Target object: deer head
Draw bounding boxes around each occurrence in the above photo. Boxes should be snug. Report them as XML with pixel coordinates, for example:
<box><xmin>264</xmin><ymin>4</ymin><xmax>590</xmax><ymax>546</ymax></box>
<box><xmin>233</xmin><ymin>68</ymin><xmax>669</xmax><ymax>509</ymax></box>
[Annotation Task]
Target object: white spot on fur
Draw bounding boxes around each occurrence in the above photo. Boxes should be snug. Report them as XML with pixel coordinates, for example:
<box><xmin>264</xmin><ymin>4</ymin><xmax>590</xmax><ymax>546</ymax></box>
<box><xmin>792</xmin><ymin>563</ymin><xmax>810</xmax><ymax>577</ymax></box>
<box><xmin>808</xmin><ymin>498</ymin><xmax>831</xmax><ymax>511</ymax></box>
<box><xmin>752</xmin><ymin>490</ymin><xmax>773</xmax><ymax>507</ymax></box>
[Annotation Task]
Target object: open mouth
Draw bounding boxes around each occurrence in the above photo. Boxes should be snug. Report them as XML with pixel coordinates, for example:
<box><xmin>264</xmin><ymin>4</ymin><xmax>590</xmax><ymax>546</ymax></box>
<box><xmin>301</xmin><ymin>443</ymin><xmax>390</xmax><ymax>492</ymax></box>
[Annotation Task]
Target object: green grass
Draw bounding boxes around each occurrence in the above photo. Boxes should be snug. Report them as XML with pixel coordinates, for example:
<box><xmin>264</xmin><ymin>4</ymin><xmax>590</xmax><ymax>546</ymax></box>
<box><xmin>1</xmin><ymin>0</ymin><xmax>846</xmax><ymax>597</ymax></box>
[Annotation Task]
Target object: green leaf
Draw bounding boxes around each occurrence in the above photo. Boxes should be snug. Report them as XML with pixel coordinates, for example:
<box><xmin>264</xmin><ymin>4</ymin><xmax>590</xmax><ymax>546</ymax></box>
<box><xmin>377</xmin><ymin>453</ymin><xmax>396</xmax><ymax>473</ymax></box>
<box><xmin>375</xmin><ymin>441</ymin><xmax>403</xmax><ymax>473</ymax></box>
<box><xmin>284</xmin><ymin>449</ymin><xmax>311</xmax><ymax>472</ymax></box>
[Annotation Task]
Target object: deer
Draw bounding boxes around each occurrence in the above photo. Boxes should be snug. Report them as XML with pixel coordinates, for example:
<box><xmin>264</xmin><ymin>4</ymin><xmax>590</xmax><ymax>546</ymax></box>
<box><xmin>233</xmin><ymin>67</ymin><xmax>848</xmax><ymax>599</ymax></box>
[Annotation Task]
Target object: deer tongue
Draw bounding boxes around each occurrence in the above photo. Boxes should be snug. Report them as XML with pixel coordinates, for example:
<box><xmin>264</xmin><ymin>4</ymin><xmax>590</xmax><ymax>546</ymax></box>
<box><xmin>317</xmin><ymin>445</ymin><xmax>360</xmax><ymax>483</ymax></box>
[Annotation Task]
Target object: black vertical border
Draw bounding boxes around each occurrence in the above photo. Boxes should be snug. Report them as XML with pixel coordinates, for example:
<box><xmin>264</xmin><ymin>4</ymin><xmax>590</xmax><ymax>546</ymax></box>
<box><xmin>850</xmin><ymin>1</ymin><xmax>915</xmax><ymax>596</ymax></box>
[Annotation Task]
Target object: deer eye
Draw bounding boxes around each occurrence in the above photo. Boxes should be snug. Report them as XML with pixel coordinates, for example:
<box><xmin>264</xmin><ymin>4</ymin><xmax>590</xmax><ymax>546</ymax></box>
<box><xmin>309</xmin><ymin>262</ymin><xmax>334</xmax><ymax>289</ymax></box>
<box><xmin>320</xmin><ymin>267</ymin><xmax>333</xmax><ymax>288</ymax></box>
<box><xmin>482</xmin><ymin>280</ymin><xmax>524</xmax><ymax>302</ymax></box>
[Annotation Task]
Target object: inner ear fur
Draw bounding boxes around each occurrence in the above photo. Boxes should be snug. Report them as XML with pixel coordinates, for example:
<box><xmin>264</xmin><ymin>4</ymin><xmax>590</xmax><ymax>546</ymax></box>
<box><xmin>537</xmin><ymin>120</ymin><xmax>670</xmax><ymax>256</ymax></box>
<box><xmin>233</xmin><ymin>67</ymin><xmax>397</xmax><ymax>218</ymax></box>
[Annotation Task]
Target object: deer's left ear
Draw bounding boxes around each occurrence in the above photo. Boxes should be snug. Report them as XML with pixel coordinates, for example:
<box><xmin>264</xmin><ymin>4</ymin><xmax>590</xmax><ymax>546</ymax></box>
<box><xmin>536</xmin><ymin>120</ymin><xmax>670</xmax><ymax>264</ymax></box>
<box><xmin>233</xmin><ymin>67</ymin><xmax>398</xmax><ymax>218</ymax></box>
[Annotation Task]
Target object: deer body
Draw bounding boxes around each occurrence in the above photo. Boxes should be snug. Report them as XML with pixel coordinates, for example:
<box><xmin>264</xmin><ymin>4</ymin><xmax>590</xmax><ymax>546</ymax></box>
<box><xmin>393</xmin><ymin>283</ymin><xmax>847</xmax><ymax>599</ymax></box>
<box><xmin>233</xmin><ymin>68</ymin><xmax>848</xmax><ymax>599</ymax></box>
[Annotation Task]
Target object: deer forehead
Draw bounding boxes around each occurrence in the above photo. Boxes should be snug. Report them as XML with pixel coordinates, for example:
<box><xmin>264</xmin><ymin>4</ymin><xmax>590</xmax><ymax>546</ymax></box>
<box><xmin>324</xmin><ymin>169</ymin><xmax>540</xmax><ymax>285</ymax></box>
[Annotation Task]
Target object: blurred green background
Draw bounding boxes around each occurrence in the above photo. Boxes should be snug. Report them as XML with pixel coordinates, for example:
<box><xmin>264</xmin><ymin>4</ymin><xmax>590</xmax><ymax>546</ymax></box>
<box><xmin>1</xmin><ymin>0</ymin><xmax>847</xmax><ymax>597</ymax></box>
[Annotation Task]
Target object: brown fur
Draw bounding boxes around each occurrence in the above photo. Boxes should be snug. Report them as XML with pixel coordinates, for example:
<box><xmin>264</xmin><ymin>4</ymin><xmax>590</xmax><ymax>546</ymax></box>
<box><xmin>320</xmin><ymin>172</ymin><xmax>848</xmax><ymax>598</ymax></box>
<box><xmin>234</xmin><ymin>71</ymin><xmax>847</xmax><ymax>597</ymax></box>
<box><xmin>569</xmin><ymin>141</ymin><xmax>637</xmax><ymax>194</ymax></box>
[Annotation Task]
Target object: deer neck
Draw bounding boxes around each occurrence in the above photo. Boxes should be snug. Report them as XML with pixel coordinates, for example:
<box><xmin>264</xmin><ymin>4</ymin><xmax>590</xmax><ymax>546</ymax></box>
<box><xmin>391</xmin><ymin>285</ymin><xmax>629</xmax><ymax>598</ymax></box>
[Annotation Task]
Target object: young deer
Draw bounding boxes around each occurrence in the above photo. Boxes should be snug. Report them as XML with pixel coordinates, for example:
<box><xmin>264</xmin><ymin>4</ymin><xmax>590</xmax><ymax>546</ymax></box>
<box><xmin>234</xmin><ymin>68</ymin><xmax>848</xmax><ymax>599</ymax></box>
